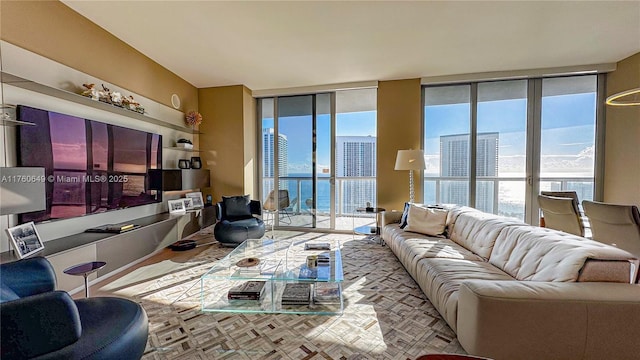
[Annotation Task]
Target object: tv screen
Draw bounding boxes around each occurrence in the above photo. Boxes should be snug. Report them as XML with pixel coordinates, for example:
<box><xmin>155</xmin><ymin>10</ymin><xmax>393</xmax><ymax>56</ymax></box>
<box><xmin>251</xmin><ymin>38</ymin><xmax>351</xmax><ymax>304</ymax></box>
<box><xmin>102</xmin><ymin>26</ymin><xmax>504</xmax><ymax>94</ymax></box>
<box><xmin>17</xmin><ymin>105</ymin><xmax>162</xmax><ymax>223</ymax></box>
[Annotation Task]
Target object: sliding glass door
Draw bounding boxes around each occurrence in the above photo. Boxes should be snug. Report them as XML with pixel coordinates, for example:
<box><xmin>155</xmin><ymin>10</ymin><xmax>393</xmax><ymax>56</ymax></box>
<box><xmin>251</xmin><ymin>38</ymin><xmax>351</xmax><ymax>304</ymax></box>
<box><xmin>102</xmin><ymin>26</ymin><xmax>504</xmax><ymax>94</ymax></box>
<box><xmin>259</xmin><ymin>94</ymin><xmax>334</xmax><ymax>229</ymax></box>
<box><xmin>258</xmin><ymin>89</ymin><xmax>377</xmax><ymax>231</ymax></box>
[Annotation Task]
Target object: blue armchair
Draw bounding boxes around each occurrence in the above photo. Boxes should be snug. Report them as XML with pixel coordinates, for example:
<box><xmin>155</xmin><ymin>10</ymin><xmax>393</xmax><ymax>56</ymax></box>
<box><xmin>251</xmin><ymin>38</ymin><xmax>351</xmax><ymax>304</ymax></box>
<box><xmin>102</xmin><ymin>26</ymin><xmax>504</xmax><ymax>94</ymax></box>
<box><xmin>0</xmin><ymin>257</ymin><xmax>148</xmax><ymax>360</ymax></box>
<box><xmin>214</xmin><ymin>195</ymin><xmax>265</xmax><ymax>246</ymax></box>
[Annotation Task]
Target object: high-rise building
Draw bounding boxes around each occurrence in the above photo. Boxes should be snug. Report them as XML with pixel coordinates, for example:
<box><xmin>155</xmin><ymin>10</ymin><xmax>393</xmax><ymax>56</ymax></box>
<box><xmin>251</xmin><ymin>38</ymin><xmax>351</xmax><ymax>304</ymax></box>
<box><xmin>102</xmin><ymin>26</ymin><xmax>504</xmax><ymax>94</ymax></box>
<box><xmin>336</xmin><ymin>136</ymin><xmax>376</xmax><ymax>213</ymax></box>
<box><xmin>440</xmin><ymin>132</ymin><xmax>499</xmax><ymax>212</ymax></box>
<box><xmin>262</xmin><ymin>128</ymin><xmax>288</xmax><ymax>194</ymax></box>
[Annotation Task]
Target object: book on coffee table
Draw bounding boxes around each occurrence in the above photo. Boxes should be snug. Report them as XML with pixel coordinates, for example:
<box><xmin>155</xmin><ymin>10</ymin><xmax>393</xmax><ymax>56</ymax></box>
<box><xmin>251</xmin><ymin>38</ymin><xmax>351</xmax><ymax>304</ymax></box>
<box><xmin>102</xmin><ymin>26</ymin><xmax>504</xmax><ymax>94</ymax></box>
<box><xmin>313</xmin><ymin>282</ymin><xmax>341</xmax><ymax>304</ymax></box>
<box><xmin>227</xmin><ymin>280</ymin><xmax>266</xmax><ymax>301</ymax></box>
<box><xmin>281</xmin><ymin>283</ymin><xmax>310</xmax><ymax>305</ymax></box>
<box><xmin>304</xmin><ymin>242</ymin><xmax>331</xmax><ymax>251</ymax></box>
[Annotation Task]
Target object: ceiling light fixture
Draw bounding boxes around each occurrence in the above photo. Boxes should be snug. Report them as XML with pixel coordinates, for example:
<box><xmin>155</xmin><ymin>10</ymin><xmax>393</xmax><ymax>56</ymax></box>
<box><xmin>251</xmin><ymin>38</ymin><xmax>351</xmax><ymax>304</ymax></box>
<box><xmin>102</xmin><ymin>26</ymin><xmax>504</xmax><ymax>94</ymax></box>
<box><xmin>605</xmin><ymin>87</ymin><xmax>640</xmax><ymax>106</ymax></box>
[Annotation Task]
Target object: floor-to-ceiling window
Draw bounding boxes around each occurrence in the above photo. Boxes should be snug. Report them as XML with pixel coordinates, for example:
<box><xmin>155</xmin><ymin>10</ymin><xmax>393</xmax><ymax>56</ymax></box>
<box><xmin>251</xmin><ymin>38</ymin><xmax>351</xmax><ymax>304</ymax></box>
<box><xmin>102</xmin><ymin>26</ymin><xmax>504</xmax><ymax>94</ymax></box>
<box><xmin>258</xmin><ymin>88</ymin><xmax>377</xmax><ymax>231</ymax></box>
<box><xmin>423</xmin><ymin>75</ymin><xmax>600</xmax><ymax>222</ymax></box>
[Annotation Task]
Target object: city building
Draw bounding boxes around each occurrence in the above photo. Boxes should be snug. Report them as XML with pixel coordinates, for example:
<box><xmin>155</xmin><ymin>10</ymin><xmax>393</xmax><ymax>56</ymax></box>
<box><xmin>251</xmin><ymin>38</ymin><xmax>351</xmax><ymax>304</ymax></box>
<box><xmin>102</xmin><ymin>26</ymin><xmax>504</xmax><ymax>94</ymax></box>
<box><xmin>336</xmin><ymin>136</ymin><xmax>376</xmax><ymax>213</ymax></box>
<box><xmin>440</xmin><ymin>132</ymin><xmax>499</xmax><ymax>212</ymax></box>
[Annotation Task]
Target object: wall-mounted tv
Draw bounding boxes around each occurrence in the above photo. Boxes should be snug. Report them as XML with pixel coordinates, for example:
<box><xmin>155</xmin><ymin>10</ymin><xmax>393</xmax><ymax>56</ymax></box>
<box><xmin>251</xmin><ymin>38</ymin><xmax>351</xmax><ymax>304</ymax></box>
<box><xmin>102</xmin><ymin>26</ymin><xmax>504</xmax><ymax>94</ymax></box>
<box><xmin>17</xmin><ymin>105</ymin><xmax>162</xmax><ymax>223</ymax></box>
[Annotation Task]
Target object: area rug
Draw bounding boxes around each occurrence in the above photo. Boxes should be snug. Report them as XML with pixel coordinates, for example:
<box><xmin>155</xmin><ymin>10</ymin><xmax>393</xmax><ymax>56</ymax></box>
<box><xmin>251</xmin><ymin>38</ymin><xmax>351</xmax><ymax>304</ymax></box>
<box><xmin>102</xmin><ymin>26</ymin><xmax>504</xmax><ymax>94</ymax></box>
<box><xmin>131</xmin><ymin>231</ymin><xmax>465</xmax><ymax>359</ymax></box>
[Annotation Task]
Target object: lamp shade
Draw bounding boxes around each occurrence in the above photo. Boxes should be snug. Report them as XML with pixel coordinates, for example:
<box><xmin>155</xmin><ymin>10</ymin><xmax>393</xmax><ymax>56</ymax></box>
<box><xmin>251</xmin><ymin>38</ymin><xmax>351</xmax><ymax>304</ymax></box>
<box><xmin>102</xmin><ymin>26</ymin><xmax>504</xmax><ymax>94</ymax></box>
<box><xmin>394</xmin><ymin>150</ymin><xmax>426</xmax><ymax>171</ymax></box>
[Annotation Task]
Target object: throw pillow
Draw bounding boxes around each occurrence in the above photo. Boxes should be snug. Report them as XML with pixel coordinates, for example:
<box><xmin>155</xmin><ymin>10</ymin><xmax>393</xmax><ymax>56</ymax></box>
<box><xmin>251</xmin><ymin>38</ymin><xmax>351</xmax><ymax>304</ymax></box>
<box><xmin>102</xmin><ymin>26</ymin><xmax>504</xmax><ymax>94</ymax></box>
<box><xmin>223</xmin><ymin>195</ymin><xmax>251</xmax><ymax>218</ymax></box>
<box><xmin>404</xmin><ymin>204</ymin><xmax>448</xmax><ymax>236</ymax></box>
<box><xmin>399</xmin><ymin>202</ymin><xmax>410</xmax><ymax>229</ymax></box>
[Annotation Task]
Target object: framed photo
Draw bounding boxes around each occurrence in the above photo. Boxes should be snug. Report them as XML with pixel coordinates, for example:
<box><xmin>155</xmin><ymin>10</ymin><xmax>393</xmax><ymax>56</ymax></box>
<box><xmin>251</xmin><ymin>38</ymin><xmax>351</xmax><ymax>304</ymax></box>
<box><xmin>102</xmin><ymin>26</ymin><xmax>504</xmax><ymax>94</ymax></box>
<box><xmin>182</xmin><ymin>197</ymin><xmax>194</xmax><ymax>210</ymax></box>
<box><xmin>168</xmin><ymin>199</ymin><xmax>186</xmax><ymax>214</ymax></box>
<box><xmin>6</xmin><ymin>222</ymin><xmax>45</xmax><ymax>259</ymax></box>
<box><xmin>186</xmin><ymin>192</ymin><xmax>204</xmax><ymax>209</ymax></box>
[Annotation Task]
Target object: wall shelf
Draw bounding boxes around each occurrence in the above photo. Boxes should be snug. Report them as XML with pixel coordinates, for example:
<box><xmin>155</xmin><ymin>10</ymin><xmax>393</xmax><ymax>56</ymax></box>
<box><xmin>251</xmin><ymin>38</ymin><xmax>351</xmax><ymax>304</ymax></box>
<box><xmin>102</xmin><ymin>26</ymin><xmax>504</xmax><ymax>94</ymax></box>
<box><xmin>1</xmin><ymin>71</ymin><xmax>200</xmax><ymax>134</ymax></box>
<box><xmin>1</xmin><ymin>104</ymin><xmax>35</xmax><ymax>126</ymax></box>
<box><xmin>164</xmin><ymin>147</ymin><xmax>201</xmax><ymax>152</ymax></box>
<box><xmin>1</xmin><ymin>118</ymin><xmax>36</xmax><ymax>126</ymax></box>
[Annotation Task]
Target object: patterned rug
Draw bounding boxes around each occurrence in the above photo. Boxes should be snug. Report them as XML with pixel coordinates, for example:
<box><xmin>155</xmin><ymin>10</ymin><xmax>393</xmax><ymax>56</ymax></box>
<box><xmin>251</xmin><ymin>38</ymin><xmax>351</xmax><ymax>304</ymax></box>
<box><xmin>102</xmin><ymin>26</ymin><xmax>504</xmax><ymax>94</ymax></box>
<box><xmin>130</xmin><ymin>230</ymin><xmax>465</xmax><ymax>359</ymax></box>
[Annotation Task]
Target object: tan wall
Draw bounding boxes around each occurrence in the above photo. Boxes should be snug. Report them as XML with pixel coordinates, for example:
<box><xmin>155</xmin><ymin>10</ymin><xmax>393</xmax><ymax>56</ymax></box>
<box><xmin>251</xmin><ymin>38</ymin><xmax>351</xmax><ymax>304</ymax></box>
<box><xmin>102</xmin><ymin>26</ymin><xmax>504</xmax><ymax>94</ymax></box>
<box><xmin>198</xmin><ymin>86</ymin><xmax>247</xmax><ymax>202</ymax></box>
<box><xmin>604</xmin><ymin>52</ymin><xmax>640</xmax><ymax>205</ymax></box>
<box><xmin>0</xmin><ymin>0</ymin><xmax>197</xmax><ymax>111</ymax></box>
<box><xmin>377</xmin><ymin>79</ymin><xmax>423</xmax><ymax>212</ymax></box>
<box><xmin>242</xmin><ymin>87</ymin><xmax>257</xmax><ymax>199</ymax></box>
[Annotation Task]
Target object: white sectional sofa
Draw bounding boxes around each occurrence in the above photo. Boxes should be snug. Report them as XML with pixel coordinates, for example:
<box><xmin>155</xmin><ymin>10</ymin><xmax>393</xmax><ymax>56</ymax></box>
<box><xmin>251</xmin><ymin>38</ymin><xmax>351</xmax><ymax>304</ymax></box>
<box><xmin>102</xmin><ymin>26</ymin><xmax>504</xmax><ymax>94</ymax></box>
<box><xmin>382</xmin><ymin>205</ymin><xmax>640</xmax><ymax>360</ymax></box>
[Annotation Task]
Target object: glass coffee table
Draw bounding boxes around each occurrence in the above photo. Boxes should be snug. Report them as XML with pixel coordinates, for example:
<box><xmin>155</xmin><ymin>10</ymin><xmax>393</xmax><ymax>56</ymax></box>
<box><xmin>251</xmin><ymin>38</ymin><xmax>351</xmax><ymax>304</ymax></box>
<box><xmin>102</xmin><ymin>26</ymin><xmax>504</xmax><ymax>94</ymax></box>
<box><xmin>200</xmin><ymin>238</ymin><xmax>343</xmax><ymax>315</ymax></box>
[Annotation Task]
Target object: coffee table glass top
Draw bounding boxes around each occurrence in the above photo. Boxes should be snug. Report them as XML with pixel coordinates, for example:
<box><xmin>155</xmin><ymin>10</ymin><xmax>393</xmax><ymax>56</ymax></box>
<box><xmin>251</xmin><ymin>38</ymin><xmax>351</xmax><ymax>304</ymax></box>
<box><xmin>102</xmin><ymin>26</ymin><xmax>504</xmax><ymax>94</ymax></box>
<box><xmin>200</xmin><ymin>237</ymin><xmax>344</xmax><ymax>314</ymax></box>
<box><xmin>201</xmin><ymin>238</ymin><xmax>289</xmax><ymax>280</ymax></box>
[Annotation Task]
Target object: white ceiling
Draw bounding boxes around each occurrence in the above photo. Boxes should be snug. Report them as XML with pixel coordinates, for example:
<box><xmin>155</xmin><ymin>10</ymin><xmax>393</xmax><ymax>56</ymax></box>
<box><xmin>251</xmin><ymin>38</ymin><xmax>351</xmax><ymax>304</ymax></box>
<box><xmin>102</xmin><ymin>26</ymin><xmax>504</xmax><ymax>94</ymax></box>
<box><xmin>63</xmin><ymin>1</ymin><xmax>640</xmax><ymax>91</ymax></box>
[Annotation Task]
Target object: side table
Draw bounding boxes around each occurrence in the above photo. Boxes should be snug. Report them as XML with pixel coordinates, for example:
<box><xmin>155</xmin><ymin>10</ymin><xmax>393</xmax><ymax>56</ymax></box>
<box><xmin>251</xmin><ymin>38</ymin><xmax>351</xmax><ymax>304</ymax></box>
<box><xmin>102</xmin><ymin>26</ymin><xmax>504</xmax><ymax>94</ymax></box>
<box><xmin>63</xmin><ymin>261</ymin><xmax>106</xmax><ymax>297</ymax></box>
<box><xmin>354</xmin><ymin>207</ymin><xmax>386</xmax><ymax>245</ymax></box>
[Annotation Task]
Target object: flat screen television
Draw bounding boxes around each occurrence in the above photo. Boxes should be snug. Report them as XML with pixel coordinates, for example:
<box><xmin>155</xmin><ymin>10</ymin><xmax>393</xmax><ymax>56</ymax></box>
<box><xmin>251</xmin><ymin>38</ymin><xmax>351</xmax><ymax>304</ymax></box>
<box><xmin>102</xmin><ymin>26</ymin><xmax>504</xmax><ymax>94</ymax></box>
<box><xmin>17</xmin><ymin>105</ymin><xmax>162</xmax><ymax>223</ymax></box>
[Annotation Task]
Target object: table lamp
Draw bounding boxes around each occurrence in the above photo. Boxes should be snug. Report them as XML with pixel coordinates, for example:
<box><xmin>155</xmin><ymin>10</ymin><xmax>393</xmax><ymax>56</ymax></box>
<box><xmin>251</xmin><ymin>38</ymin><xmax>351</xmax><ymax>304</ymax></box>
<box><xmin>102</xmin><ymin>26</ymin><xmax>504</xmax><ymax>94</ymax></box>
<box><xmin>394</xmin><ymin>149</ymin><xmax>426</xmax><ymax>203</ymax></box>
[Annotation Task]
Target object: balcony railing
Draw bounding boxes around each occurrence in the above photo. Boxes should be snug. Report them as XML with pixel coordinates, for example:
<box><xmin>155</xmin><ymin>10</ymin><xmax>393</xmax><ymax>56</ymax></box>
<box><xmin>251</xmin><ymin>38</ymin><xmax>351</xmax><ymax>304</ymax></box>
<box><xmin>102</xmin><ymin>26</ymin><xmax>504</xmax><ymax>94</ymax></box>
<box><xmin>425</xmin><ymin>176</ymin><xmax>594</xmax><ymax>220</ymax></box>
<box><xmin>262</xmin><ymin>176</ymin><xmax>377</xmax><ymax>217</ymax></box>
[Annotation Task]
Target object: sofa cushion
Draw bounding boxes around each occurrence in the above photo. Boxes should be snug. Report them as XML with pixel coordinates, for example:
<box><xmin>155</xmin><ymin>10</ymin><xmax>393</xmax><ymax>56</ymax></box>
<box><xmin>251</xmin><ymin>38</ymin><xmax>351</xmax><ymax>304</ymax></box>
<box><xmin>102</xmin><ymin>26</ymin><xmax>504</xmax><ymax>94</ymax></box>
<box><xmin>414</xmin><ymin>258</ymin><xmax>515</xmax><ymax>332</ymax></box>
<box><xmin>387</xmin><ymin>229</ymin><xmax>483</xmax><ymax>278</ymax></box>
<box><xmin>222</xmin><ymin>195</ymin><xmax>251</xmax><ymax>218</ymax></box>
<box><xmin>490</xmin><ymin>225</ymin><xmax>639</xmax><ymax>282</ymax></box>
<box><xmin>404</xmin><ymin>205</ymin><xmax>448</xmax><ymax>236</ymax></box>
<box><xmin>448</xmin><ymin>211</ymin><xmax>523</xmax><ymax>260</ymax></box>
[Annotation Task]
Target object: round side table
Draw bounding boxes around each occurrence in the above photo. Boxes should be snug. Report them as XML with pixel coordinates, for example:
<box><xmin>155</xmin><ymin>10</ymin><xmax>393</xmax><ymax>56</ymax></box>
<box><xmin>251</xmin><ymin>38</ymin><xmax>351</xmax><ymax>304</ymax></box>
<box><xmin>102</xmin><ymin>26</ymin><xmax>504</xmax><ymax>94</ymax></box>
<box><xmin>63</xmin><ymin>261</ymin><xmax>106</xmax><ymax>298</ymax></box>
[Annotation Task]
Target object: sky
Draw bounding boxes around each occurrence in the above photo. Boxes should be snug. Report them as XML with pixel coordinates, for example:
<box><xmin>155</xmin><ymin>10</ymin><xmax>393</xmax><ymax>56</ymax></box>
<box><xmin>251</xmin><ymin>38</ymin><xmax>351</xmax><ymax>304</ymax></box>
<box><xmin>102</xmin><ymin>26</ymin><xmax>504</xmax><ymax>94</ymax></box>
<box><xmin>262</xmin><ymin>92</ymin><xmax>596</xmax><ymax>175</ymax></box>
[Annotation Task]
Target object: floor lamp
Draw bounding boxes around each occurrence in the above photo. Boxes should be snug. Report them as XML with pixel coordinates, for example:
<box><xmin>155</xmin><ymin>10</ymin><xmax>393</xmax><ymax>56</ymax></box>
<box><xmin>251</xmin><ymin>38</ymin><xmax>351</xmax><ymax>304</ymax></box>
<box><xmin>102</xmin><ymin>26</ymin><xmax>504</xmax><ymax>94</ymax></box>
<box><xmin>394</xmin><ymin>149</ymin><xmax>426</xmax><ymax>204</ymax></box>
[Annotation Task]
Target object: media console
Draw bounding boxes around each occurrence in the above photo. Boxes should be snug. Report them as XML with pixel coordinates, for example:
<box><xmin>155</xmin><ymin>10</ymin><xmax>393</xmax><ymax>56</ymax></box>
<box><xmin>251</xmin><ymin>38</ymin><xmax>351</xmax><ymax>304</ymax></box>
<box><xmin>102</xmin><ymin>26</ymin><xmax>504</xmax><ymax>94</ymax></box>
<box><xmin>0</xmin><ymin>214</ymin><xmax>180</xmax><ymax>293</ymax></box>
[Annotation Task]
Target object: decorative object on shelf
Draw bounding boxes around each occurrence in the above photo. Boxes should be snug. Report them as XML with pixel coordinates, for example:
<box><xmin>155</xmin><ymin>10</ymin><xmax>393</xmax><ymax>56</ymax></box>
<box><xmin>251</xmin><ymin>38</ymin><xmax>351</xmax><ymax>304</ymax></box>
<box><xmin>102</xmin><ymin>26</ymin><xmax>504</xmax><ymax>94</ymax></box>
<box><xmin>394</xmin><ymin>149</ymin><xmax>426</xmax><ymax>203</ymax></box>
<box><xmin>190</xmin><ymin>156</ymin><xmax>202</xmax><ymax>169</ymax></box>
<box><xmin>606</xmin><ymin>87</ymin><xmax>640</xmax><ymax>106</ymax></box>
<box><xmin>185</xmin><ymin>110</ymin><xmax>203</xmax><ymax>127</ymax></box>
<box><xmin>178</xmin><ymin>159</ymin><xmax>191</xmax><ymax>169</ymax></box>
<box><xmin>176</xmin><ymin>138</ymin><xmax>193</xmax><ymax>149</ymax></box>
<box><xmin>81</xmin><ymin>83</ymin><xmax>99</xmax><ymax>100</ymax></box>
<box><xmin>6</xmin><ymin>221</ymin><xmax>45</xmax><ymax>259</ymax></box>
<box><xmin>122</xmin><ymin>95</ymin><xmax>145</xmax><ymax>114</ymax></box>
<box><xmin>79</xmin><ymin>83</ymin><xmax>145</xmax><ymax>114</ymax></box>
<box><xmin>182</xmin><ymin>197</ymin><xmax>194</xmax><ymax>210</ymax></box>
<box><xmin>206</xmin><ymin>194</ymin><xmax>213</xmax><ymax>205</ymax></box>
<box><xmin>168</xmin><ymin>199</ymin><xmax>186</xmax><ymax>214</ymax></box>
<box><xmin>186</xmin><ymin>192</ymin><xmax>204</xmax><ymax>208</ymax></box>
<box><xmin>171</xmin><ymin>94</ymin><xmax>181</xmax><ymax>109</ymax></box>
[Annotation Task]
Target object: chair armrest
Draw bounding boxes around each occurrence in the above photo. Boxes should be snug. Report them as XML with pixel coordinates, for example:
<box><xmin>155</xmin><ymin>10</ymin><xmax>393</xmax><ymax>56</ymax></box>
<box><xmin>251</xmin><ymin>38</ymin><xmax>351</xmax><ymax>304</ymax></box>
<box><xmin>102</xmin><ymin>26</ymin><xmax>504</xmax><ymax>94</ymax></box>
<box><xmin>456</xmin><ymin>280</ymin><xmax>640</xmax><ymax>360</ymax></box>
<box><xmin>382</xmin><ymin>210</ymin><xmax>403</xmax><ymax>226</ymax></box>
<box><xmin>215</xmin><ymin>202</ymin><xmax>223</xmax><ymax>221</ymax></box>
<box><xmin>0</xmin><ymin>256</ymin><xmax>56</xmax><ymax>297</ymax></box>
<box><xmin>1</xmin><ymin>291</ymin><xmax>82</xmax><ymax>359</ymax></box>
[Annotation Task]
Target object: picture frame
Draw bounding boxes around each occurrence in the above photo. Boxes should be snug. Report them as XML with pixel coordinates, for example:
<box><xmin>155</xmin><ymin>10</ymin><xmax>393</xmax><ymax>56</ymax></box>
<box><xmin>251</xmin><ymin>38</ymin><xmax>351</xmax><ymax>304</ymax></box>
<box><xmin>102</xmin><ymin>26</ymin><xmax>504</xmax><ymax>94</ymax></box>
<box><xmin>182</xmin><ymin>197</ymin><xmax>194</xmax><ymax>210</ymax></box>
<box><xmin>6</xmin><ymin>222</ymin><xmax>45</xmax><ymax>259</ymax></box>
<box><xmin>168</xmin><ymin>199</ymin><xmax>186</xmax><ymax>214</ymax></box>
<box><xmin>186</xmin><ymin>192</ymin><xmax>204</xmax><ymax>209</ymax></box>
